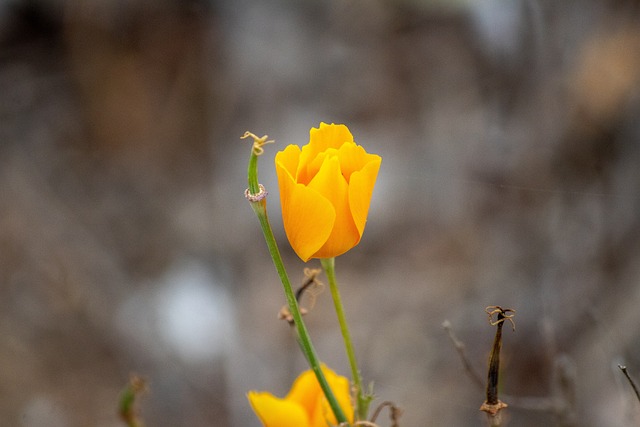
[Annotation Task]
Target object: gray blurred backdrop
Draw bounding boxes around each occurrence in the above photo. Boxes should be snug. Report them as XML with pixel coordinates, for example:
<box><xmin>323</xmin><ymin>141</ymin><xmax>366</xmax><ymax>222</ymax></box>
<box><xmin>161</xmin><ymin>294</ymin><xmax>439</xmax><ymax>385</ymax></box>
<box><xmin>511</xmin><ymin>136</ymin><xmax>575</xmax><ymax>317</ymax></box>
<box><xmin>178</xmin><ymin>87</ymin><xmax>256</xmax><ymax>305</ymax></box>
<box><xmin>2</xmin><ymin>0</ymin><xmax>640</xmax><ymax>426</ymax></box>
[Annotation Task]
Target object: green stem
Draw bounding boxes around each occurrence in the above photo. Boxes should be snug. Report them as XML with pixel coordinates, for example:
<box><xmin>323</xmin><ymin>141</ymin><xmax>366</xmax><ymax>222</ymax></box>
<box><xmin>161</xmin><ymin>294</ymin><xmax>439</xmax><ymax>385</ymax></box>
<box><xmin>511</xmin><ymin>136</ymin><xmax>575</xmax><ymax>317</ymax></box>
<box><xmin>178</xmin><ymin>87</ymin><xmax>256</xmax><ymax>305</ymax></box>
<box><xmin>246</xmin><ymin>150</ymin><xmax>348</xmax><ymax>425</ymax></box>
<box><xmin>247</xmin><ymin>152</ymin><xmax>260</xmax><ymax>195</ymax></box>
<box><xmin>321</xmin><ymin>257</ymin><xmax>369</xmax><ymax>421</ymax></box>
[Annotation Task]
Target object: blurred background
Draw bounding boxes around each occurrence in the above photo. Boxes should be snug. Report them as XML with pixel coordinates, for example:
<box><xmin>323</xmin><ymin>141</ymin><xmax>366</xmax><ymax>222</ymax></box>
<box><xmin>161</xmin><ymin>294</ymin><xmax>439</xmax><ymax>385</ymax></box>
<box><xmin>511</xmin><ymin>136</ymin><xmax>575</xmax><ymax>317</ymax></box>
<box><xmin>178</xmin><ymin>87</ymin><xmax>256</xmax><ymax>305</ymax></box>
<box><xmin>2</xmin><ymin>0</ymin><xmax>640</xmax><ymax>426</ymax></box>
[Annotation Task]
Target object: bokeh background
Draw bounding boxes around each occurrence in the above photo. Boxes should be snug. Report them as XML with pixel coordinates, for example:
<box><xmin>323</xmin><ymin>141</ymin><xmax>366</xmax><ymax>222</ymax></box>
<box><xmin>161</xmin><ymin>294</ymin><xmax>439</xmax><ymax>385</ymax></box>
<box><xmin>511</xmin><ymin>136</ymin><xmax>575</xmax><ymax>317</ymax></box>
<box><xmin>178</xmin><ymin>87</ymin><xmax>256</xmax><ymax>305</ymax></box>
<box><xmin>2</xmin><ymin>0</ymin><xmax>640</xmax><ymax>426</ymax></box>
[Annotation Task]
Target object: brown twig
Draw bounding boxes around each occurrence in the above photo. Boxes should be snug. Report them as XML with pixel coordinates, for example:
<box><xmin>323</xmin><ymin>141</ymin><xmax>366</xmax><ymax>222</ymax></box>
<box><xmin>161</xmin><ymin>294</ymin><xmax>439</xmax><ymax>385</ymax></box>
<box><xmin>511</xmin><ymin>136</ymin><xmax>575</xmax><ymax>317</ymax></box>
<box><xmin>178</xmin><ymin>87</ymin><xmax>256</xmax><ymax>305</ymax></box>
<box><xmin>443</xmin><ymin>320</ymin><xmax>484</xmax><ymax>390</ymax></box>
<box><xmin>370</xmin><ymin>401</ymin><xmax>403</xmax><ymax>427</ymax></box>
<box><xmin>618</xmin><ymin>364</ymin><xmax>640</xmax><ymax>404</ymax></box>
<box><xmin>278</xmin><ymin>268</ymin><xmax>323</xmax><ymax>324</ymax></box>
<box><xmin>480</xmin><ymin>306</ymin><xmax>515</xmax><ymax>425</ymax></box>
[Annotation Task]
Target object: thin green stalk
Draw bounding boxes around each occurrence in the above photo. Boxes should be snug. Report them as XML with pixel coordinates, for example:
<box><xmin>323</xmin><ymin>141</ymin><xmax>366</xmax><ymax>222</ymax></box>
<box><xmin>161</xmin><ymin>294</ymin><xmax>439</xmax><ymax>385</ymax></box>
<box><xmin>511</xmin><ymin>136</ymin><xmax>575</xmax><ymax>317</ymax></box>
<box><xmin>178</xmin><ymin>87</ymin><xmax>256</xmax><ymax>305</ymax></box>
<box><xmin>245</xmin><ymin>141</ymin><xmax>348</xmax><ymax>425</ymax></box>
<box><xmin>321</xmin><ymin>257</ymin><xmax>370</xmax><ymax>421</ymax></box>
<box><xmin>247</xmin><ymin>152</ymin><xmax>260</xmax><ymax>195</ymax></box>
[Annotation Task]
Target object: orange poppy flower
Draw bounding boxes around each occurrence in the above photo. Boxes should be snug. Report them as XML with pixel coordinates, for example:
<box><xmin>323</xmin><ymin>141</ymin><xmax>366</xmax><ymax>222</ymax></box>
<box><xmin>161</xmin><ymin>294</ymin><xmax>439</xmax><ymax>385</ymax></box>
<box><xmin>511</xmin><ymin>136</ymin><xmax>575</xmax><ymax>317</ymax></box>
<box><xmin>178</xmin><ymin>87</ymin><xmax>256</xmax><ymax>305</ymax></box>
<box><xmin>275</xmin><ymin>123</ymin><xmax>381</xmax><ymax>261</ymax></box>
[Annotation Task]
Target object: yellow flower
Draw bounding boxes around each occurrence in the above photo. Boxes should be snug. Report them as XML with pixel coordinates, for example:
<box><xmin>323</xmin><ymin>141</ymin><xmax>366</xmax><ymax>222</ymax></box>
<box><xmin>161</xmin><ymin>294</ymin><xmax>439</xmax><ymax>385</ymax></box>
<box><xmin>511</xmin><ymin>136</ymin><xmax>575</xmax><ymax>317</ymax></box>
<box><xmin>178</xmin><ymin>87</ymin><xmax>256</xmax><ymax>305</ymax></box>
<box><xmin>248</xmin><ymin>366</ymin><xmax>354</xmax><ymax>427</ymax></box>
<box><xmin>275</xmin><ymin>122</ymin><xmax>381</xmax><ymax>261</ymax></box>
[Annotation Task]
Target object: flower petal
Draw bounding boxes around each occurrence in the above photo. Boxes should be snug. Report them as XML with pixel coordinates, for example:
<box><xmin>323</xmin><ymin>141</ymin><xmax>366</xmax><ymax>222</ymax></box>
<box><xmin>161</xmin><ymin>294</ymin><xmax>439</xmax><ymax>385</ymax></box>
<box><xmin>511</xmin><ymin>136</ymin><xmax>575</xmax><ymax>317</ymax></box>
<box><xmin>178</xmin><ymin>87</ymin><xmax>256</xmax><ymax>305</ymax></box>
<box><xmin>298</xmin><ymin>123</ymin><xmax>354</xmax><ymax>182</ymax></box>
<box><xmin>348</xmin><ymin>154</ymin><xmax>381</xmax><ymax>237</ymax></box>
<box><xmin>248</xmin><ymin>391</ymin><xmax>310</xmax><ymax>427</ymax></box>
<box><xmin>276</xmin><ymin>144</ymin><xmax>301</xmax><ymax>177</ymax></box>
<box><xmin>337</xmin><ymin>141</ymin><xmax>377</xmax><ymax>182</ymax></box>
<box><xmin>307</xmin><ymin>155</ymin><xmax>359</xmax><ymax>259</ymax></box>
<box><xmin>314</xmin><ymin>368</ymin><xmax>354</xmax><ymax>427</ymax></box>
<box><xmin>309</xmin><ymin>122</ymin><xmax>354</xmax><ymax>153</ymax></box>
<box><xmin>286</xmin><ymin>370</ymin><xmax>322</xmax><ymax>416</ymax></box>
<box><xmin>276</xmin><ymin>154</ymin><xmax>335</xmax><ymax>262</ymax></box>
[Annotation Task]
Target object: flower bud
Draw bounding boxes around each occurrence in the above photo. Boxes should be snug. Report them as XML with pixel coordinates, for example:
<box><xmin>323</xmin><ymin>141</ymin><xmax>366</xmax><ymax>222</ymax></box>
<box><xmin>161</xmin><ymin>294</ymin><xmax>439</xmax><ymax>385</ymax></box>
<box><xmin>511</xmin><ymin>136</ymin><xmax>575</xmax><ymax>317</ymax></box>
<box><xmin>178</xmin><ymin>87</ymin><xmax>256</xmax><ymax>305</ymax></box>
<box><xmin>275</xmin><ymin>123</ymin><xmax>381</xmax><ymax>261</ymax></box>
